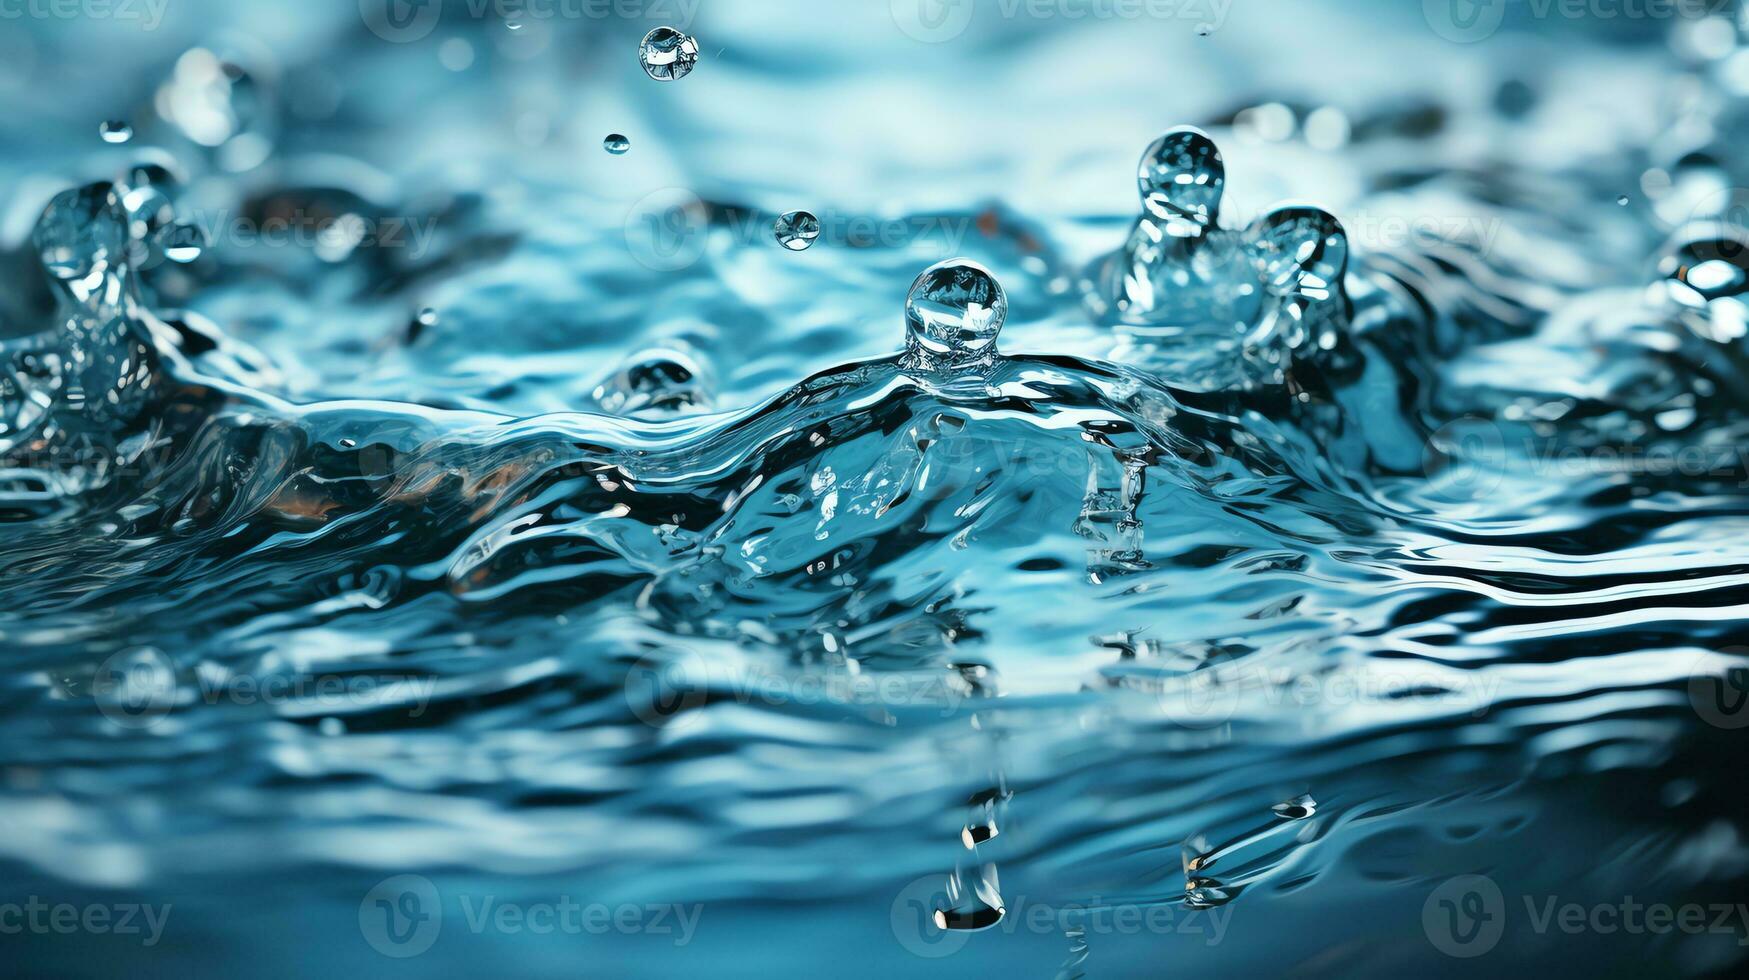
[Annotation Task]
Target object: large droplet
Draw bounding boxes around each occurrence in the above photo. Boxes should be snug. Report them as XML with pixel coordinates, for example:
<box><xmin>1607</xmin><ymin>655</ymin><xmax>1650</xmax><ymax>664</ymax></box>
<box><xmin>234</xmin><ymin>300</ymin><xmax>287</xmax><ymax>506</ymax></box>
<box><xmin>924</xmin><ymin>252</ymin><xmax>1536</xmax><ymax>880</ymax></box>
<box><xmin>603</xmin><ymin>133</ymin><xmax>630</xmax><ymax>155</ymax></box>
<box><xmin>99</xmin><ymin>120</ymin><xmax>133</xmax><ymax>144</ymax></box>
<box><xmin>1248</xmin><ymin>205</ymin><xmax>1348</xmax><ymax>296</ymax></box>
<box><xmin>1137</xmin><ymin>127</ymin><xmax>1224</xmax><ymax>229</ymax></box>
<box><xmin>639</xmin><ymin>27</ymin><xmax>699</xmax><ymax>81</ymax></box>
<box><xmin>904</xmin><ymin>259</ymin><xmax>1007</xmax><ymax>363</ymax></box>
<box><xmin>34</xmin><ymin>184</ymin><xmax>128</xmax><ymax>283</ymax></box>
<box><xmin>774</xmin><ymin>210</ymin><xmax>820</xmax><ymax>251</ymax></box>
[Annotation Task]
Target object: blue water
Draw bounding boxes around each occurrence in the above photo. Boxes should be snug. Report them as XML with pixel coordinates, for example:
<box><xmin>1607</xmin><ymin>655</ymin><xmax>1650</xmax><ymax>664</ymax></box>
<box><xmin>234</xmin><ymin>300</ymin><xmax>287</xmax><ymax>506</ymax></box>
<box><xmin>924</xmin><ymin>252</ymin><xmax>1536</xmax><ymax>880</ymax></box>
<box><xmin>4</xmin><ymin>2</ymin><xmax>1749</xmax><ymax>977</ymax></box>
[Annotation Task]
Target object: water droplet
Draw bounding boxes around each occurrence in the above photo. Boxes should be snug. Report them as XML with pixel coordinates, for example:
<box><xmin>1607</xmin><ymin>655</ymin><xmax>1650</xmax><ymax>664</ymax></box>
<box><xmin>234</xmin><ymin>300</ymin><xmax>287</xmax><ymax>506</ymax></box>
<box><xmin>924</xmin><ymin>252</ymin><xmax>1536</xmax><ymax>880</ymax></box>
<box><xmin>159</xmin><ymin>222</ymin><xmax>207</xmax><ymax>264</ymax></box>
<box><xmin>1249</xmin><ymin>206</ymin><xmax>1348</xmax><ymax>294</ymax></box>
<box><xmin>1617</xmin><ymin>194</ymin><xmax>1631</xmax><ymax>206</ymax></box>
<box><xmin>1137</xmin><ymin>127</ymin><xmax>1224</xmax><ymax>229</ymax></box>
<box><xmin>406</xmin><ymin>308</ymin><xmax>438</xmax><ymax>344</ymax></box>
<box><xmin>639</xmin><ymin>27</ymin><xmax>699</xmax><ymax>81</ymax></box>
<box><xmin>604</xmin><ymin>133</ymin><xmax>631</xmax><ymax>155</ymax></box>
<box><xmin>99</xmin><ymin>120</ymin><xmax>133</xmax><ymax>144</ymax></box>
<box><xmin>35</xmin><ymin>184</ymin><xmax>128</xmax><ymax>282</ymax></box>
<box><xmin>774</xmin><ymin>210</ymin><xmax>820</xmax><ymax>251</ymax></box>
<box><xmin>506</xmin><ymin>18</ymin><xmax>524</xmax><ymax>31</ymax></box>
<box><xmin>904</xmin><ymin>259</ymin><xmax>1007</xmax><ymax>363</ymax></box>
<box><xmin>1272</xmin><ymin>794</ymin><xmax>1317</xmax><ymax>820</ymax></box>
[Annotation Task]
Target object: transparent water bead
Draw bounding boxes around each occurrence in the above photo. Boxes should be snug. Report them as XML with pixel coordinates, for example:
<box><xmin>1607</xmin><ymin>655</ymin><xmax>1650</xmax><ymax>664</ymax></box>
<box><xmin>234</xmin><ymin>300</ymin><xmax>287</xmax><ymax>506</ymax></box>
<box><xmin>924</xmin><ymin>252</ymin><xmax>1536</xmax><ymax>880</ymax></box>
<box><xmin>904</xmin><ymin>259</ymin><xmax>1007</xmax><ymax>364</ymax></box>
<box><xmin>1138</xmin><ymin>127</ymin><xmax>1224</xmax><ymax>232</ymax></box>
<box><xmin>639</xmin><ymin>27</ymin><xmax>699</xmax><ymax>81</ymax></box>
<box><xmin>774</xmin><ymin>210</ymin><xmax>820</xmax><ymax>251</ymax></box>
<box><xmin>158</xmin><ymin>222</ymin><xmax>208</xmax><ymax>264</ymax></box>
<box><xmin>35</xmin><ymin>184</ymin><xmax>129</xmax><ymax>285</ymax></box>
<box><xmin>603</xmin><ymin>134</ymin><xmax>630</xmax><ymax>155</ymax></box>
<box><xmin>99</xmin><ymin>120</ymin><xmax>133</xmax><ymax>144</ymax></box>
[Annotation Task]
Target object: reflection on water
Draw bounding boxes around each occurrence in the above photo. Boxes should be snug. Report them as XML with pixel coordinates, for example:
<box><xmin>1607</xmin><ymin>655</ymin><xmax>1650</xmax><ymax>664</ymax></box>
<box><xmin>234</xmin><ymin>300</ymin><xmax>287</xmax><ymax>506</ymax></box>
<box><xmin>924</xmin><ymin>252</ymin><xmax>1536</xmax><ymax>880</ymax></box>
<box><xmin>4</xmin><ymin>1</ymin><xmax>1749</xmax><ymax>977</ymax></box>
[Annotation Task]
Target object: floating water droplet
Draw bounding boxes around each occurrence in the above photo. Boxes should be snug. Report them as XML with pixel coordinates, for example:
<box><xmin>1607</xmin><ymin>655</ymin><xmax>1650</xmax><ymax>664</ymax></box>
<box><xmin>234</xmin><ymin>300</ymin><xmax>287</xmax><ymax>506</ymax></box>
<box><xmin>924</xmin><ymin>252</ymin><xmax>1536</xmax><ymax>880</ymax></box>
<box><xmin>904</xmin><ymin>259</ymin><xmax>1008</xmax><ymax>363</ymax></box>
<box><xmin>604</xmin><ymin>134</ymin><xmax>630</xmax><ymax>155</ymax></box>
<box><xmin>1137</xmin><ymin>127</ymin><xmax>1224</xmax><ymax>229</ymax></box>
<box><xmin>159</xmin><ymin>222</ymin><xmax>208</xmax><ymax>264</ymax></box>
<box><xmin>1617</xmin><ymin>194</ymin><xmax>1631</xmax><ymax>206</ymax></box>
<box><xmin>99</xmin><ymin>120</ymin><xmax>133</xmax><ymax>144</ymax></box>
<box><xmin>774</xmin><ymin>210</ymin><xmax>820</xmax><ymax>251</ymax></box>
<box><xmin>506</xmin><ymin>18</ymin><xmax>524</xmax><ymax>31</ymax></box>
<box><xmin>639</xmin><ymin>27</ymin><xmax>699</xmax><ymax>81</ymax></box>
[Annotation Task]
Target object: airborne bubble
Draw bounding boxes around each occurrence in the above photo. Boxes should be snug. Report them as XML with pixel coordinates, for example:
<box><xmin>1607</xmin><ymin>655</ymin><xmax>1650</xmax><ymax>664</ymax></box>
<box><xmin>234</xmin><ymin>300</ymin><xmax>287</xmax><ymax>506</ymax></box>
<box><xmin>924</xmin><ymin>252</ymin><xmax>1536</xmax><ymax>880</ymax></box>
<box><xmin>639</xmin><ymin>27</ymin><xmax>700</xmax><ymax>81</ymax></box>
<box><xmin>774</xmin><ymin>210</ymin><xmax>820</xmax><ymax>251</ymax></box>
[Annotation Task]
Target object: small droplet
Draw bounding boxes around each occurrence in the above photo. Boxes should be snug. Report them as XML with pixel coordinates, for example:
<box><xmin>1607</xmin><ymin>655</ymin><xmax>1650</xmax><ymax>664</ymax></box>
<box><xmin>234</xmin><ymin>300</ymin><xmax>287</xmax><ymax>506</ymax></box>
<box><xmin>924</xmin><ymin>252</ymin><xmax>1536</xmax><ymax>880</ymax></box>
<box><xmin>1272</xmin><ymin>795</ymin><xmax>1317</xmax><ymax>820</ymax></box>
<box><xmin>904</xmin><ymin>259</ymin><xmax>1008</xmax><ymax>363</ymax></box>
<box><xmin>1617</xmin><ymin>194</ymin><xmax>1631</xmax><ymax>206</ymax></box>
<box><xmin>774</xmin><ymin>210</ymin><xmax>820</xmax><ymax>251</ymax></box>
<box><xmin>639</xmin><ymin>26</ymin><xmax>699</xmax><ymax>81</ymax></box>
<box><xmin>99</xmin><ymin>120</ymin><xmax>133</xmax><ymax>144</ymax></box>
<box><xmin>159</xmin><ymin>222</ymin><xmax>207</xmax><ymax>264</ymax></box>
<box><xmin>604</xmin><ymin>134</ymin><xmax>631</xmax><ymax>155</ymax></box>
<box><xmin>506</xmin><ymin>18</ymin><xmax>524</xmax><ymax>31</ymax></box>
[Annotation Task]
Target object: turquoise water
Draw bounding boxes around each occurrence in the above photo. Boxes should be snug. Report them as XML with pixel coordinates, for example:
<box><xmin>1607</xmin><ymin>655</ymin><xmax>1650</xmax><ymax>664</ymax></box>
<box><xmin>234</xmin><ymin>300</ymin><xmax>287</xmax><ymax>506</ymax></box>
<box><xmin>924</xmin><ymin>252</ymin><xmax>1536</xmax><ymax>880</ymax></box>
<box><xmin>4</xmin><ymin>2</ymin><xmax>1749</xmax><ymax>977</ymax></box>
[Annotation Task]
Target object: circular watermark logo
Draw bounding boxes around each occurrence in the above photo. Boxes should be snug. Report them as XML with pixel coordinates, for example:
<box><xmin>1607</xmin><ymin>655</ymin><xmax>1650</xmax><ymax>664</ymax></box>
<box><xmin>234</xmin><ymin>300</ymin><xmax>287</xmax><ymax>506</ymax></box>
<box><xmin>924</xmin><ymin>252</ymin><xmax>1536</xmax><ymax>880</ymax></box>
<box><xmin>92</xmin><ymin>647</ymin><xmax>178</xmax><ymax>729</ymax></box>
<box><xmin>1157</xmin><ymin>669</ymin><xmax>1242</xmax><ymax>730</ymax></box>
<box><xmin>623</xmin><ymin>651</ymin><xmax>711</xmax><ymax>729</ymax></box>
<box><xmin>1688</xmin><ymin>647</ymin><xmax>1749</xmax><ymax>730</ymax></box>
<box><xmin>1423</xmin><ymin>417</ymin><xmax>1508</xmax><ymax>503</ymax></box>
<box><xmin>624</xmin><ymin>188</ymin><xmax>710</xmax><ymax>273</ymax></box>
<box><xmin>889</xmin><ymin>875</ymin><xmax>972</xmax><ymax>958</ymax></box>
<box><xmin>360</xmin><ymin>874</ymin><xmax>442</xmax><ymax>957</ymax></box>
<box><xmin>1423</xmin><ymin>0</ymin><xmax>1507</xmax><ymax>43</ymax></box>
<box><xmin>892</xmin><ymin>0</ymin><xmax>977</xmax><ymax>43</ymax></box>
<box><xmin>361</xmin><ymin>0</ymin><xmax>444</xmax><ymax>44</ymax></box>
<box><xmin>1423</xmin><ymin>874</ymin><xmax>1505</xmax><ymax>957</ymax></box>
<box><xmin>1682</xmin><ymin>186</ymin><xmax>1749</xmax><ymax>267</ymax></box>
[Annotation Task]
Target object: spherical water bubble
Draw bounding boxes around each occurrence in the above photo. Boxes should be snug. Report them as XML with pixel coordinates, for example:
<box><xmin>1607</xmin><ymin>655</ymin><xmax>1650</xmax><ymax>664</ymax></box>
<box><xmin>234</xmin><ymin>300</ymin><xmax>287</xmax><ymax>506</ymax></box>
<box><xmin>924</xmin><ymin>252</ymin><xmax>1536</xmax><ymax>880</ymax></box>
<box><xmin>1137</xmin><ymin>127</ymin><xmax>1224</xmax><ymax>229</ymax></box>
<box><xmin>904</xmin><ymin>259</ymin><xmax>1007</xmax><ymax>361</ymax></box>
<box><xmin>99</xmin><ymin>120</ymin><xmax>133</xmax><ymax>144</ymax></box>
<box><xmin>1618</xmin><ymin>195</ymin><xmax>1631</xmax><ymax>206</ymax></box>
<box><xmin>774</xmin><ymin>210</ymin><xmax>820</xmax><ymax>251</ymax></box>
<box><xmin>604</xmin><ymin>134</ymin><xmax>630</xmax><ymax>155</ymax></box>
<box><xmin>34</xmin><ymin>184</ymin><xmax>128</xmax><ymax>282</ymax></box>
<box><xmin>1249</xmin><ymin>205</ymin><xmax>1349</xmax><ymax>294</ymax></box>
<box><xmin>639</xmin><ymin>27</ymin><xmax>699</xmax><ymax>81</ymax></box>
<box><xmin>158</xmin><ymin>222</ymin><xmax>208</xmax><ymax>264</ymax></box>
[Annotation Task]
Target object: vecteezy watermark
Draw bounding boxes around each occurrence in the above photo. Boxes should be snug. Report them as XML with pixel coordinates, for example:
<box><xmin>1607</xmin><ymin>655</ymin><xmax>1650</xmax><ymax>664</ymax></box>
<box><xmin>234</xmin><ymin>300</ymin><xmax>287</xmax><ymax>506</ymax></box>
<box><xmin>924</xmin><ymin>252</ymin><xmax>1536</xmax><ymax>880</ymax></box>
<box><xmin>176</xmin><ymin>209</ymin><xmax>440</xmax><ymax>262</ymax></box>
<box><xmin>892</xmin><ymin>0</ymin><xmax>1232</xmax><ymax>43</ymax></box>
<box><xmin>622</xmin><ymin>190</ymin><xmax>978</xmax><ymax>272</ymax></box>
<box><xmin>1424</xmin><ymin>0</ymin><xmax>1732</xmax><ymax>44</ymax></box>
<box><xmin>624</xmin><ymin>651</ymin><xmax>974</xmax><ymax>729</ymax></box>
<box><xmin>0</xmin><ymin>898</ymin><xmax>172</xmax><ymax>947</ymax></box>
<box><xmin>1140</xmin><ymin>660</ymin><xmax>1506</xmax><ymax>729</ymax></box>
<box><xmin>89</xmin><ymin>647</ymin><xmax>439</xmax><ymax>731</ymax></box>
<box><xmin>1424</xmin><ymin>874</ymin><xmax>1749</xmax><ymax>957</ymax></box>
<box><xmin>1422</xmin><ymin>417</ymin><xmax>1749</xmax><ymax>503</ymax></box>
<box><xmin>888</xmin><ymin>875</ymin><xmax>1231</xmax><ymax>959</ymax></box>
<box><xmin>1689</xmin><ymin>646</ymin><xmax>1749</xmax><ymax>730</ymax></box>
<box><xmin>358</xmin><ymin>875</ymin><xmax>702</xmax><ymax>957</ymax></box>
<box><xmin>0</xmin><ymin>0</ymin><xmax>168</xmax><ymax>30</ymax></box>
<box><xmin>360</xmin><ymin>0</ymin><xmax>700</xmax><ymax>43</ymax></box>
